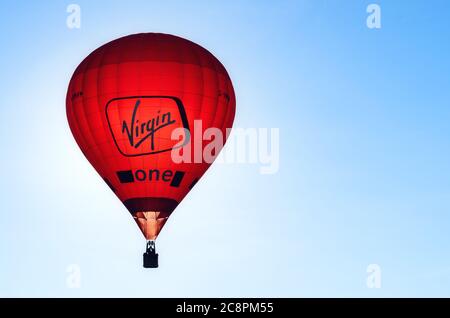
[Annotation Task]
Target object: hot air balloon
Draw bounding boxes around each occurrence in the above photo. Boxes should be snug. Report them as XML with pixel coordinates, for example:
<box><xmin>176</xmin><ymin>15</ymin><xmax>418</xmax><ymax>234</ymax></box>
<box><xmin>66</xmin><ymin>33</ymin><xmax>235</xmax><ymax>268</ymax></box>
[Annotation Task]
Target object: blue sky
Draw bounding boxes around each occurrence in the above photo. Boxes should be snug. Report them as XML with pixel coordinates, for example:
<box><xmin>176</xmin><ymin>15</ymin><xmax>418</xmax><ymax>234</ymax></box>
<box><xmin>1</xmin><ymin>0</ymin><xmax>450</xmax><ymax>297</ymax></box>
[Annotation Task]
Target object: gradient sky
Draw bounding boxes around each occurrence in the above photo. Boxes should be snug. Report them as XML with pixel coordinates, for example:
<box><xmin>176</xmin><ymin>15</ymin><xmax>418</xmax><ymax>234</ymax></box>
<box><xmin>1</xmin><ymin>0</ymin><xmax>450</xmax><ymax>297</ymax></box>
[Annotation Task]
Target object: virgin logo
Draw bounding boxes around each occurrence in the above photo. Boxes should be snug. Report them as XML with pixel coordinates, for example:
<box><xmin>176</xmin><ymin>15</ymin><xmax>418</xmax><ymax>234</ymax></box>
<box><xmin>106</xmin><ymin>96</ymin><xmax>190</xmax><ymax>157</ymax></box>
<box><xmin>121</xmin><ymin>100</ymin><xmax>176</xmax><ymax>151</ymax></box>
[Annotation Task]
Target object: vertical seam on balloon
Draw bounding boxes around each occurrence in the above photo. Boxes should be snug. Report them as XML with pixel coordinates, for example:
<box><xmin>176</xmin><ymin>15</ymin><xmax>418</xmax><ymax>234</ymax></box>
<box><xmin>172</xmin><ymin>37</ymin><xmax>185</xmax><ymax>202</ymax></box>
<box><xmin>218</xmin><ymin>73</ymin><xmax>230</xmax><ymax>129</ymax></box>
<box><xmin>152</xmin><ymin>36</ymin><xmax>160</xmax><ymax>203</ymax></box>
<box><xmin>80</xmin><ymin>49</ymin><xmax>110</xmax><ymax>179</ymax></box>
<box><xmin>95</xmin><ymin>41</ymin><xmax>118</xmax><ymax>197</ymax></box>
<box><xmin>69</xmin><ymin>64</ymin><xmax>91</xmax><ymax>164</ymax></box>
<box><xmin>67</xmin><ymin>83</ymin><xmax>88</xmax><ymax>161</ymax></box>
<box><xmin>192</xmin><ymin>41</ymin><xmax>206</xmax><ymax>191</ymax></box>
<box><xmin>139</xmin><ymin>34</ymin><xmax>150</xmax><ymax>204</ymax></box>
<box><xmin>214</xmin><ymin>61</ymin><xmax>231</xmax><ymax>163</ymax></box>
<box><xmin>220</xmin><ymin>73</ymin><xmax>235</xmax><ymax>139</ymax></box>
<box><xmin>220</xmin><ymin>71</ymin><xmax>236</xmax><ymax>146</ymax></box>
<box><xmin>116</xmin><ymin>45</ymin><xmax>134</xmax><ymax>202</ymax></box>
<box><xmin>83</xmin><ymin>48</ymin><xmax>111</xmax><ymax>188</ymax></box>
<box><xmin>206</xmin><ymin>55</ymin><xmax>222</xmax><ymax>164</ymax></box>
<box><xmin>215</xmin><ymin>57</ymin><xmax>233</xmax><ymax>133</ymax></box>
<box><xmin>186</xmin><ymin>43</ymin><xmax>202</xmax><ymax>193</ymax></box>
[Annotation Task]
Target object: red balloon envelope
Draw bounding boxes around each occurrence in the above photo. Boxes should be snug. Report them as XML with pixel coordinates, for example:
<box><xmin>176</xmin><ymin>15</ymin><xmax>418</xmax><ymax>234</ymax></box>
<box><xmin>66</xmin><ymin>33</ymin><xmax>235</xmax><ymax>266</ymax></box>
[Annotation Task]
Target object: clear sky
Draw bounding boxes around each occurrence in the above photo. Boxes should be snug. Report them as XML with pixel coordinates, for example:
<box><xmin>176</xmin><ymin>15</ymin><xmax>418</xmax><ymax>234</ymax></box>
<box><xmin>1</xmin><ymin>0</ymin><xmax>450</xmax><ymax>297</ymax></box>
